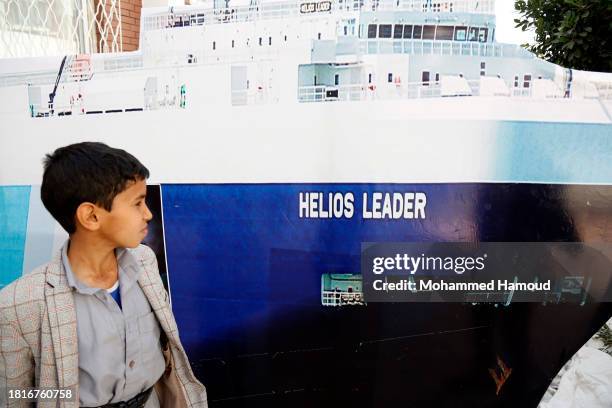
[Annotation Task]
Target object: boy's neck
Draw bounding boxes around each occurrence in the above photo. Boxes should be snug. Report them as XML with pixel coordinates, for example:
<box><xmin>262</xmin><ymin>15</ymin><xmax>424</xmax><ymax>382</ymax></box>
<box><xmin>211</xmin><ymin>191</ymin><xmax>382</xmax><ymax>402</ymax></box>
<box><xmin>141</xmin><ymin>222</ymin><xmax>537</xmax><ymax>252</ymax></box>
<box><xmin>67</xmin><ymin>234</ymin><xmax>119</xmax><ymax>290</ymax></box>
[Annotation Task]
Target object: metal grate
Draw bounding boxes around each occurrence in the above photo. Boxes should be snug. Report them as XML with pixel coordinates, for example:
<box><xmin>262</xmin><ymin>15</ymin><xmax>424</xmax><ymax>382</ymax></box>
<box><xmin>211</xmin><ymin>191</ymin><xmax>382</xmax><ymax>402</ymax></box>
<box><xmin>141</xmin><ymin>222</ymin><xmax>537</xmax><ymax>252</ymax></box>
<box><xmin>0</xmin><ymin>0</ymin><xmax>123</xmax><ymax>58</ymax></box>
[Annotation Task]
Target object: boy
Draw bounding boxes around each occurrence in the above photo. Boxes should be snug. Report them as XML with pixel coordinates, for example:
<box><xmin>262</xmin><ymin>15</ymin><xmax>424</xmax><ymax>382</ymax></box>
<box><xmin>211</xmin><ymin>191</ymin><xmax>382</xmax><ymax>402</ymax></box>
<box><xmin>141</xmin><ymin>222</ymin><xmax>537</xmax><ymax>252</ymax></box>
<box><xmin>0</xmin><ymin>142</ymin><xmax>207</xmax><ymax>407</ymax></box>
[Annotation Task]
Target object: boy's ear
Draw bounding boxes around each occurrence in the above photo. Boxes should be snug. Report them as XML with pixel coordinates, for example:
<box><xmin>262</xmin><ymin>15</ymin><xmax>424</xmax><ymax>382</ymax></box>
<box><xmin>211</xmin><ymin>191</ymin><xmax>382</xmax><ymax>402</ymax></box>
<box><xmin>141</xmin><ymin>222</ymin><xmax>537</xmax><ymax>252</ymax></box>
<box><xmin>75</xmin><ymin>202</ymin><xmax>101</xmax><ymax>231</ymax></box>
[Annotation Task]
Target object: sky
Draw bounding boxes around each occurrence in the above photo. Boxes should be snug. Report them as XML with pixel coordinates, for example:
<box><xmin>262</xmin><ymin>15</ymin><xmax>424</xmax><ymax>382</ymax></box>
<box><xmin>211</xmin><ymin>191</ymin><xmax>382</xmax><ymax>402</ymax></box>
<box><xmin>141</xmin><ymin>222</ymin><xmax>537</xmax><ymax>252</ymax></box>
<box><xmin>494</xmin><ymin>0</ymin><xmax>535</xmax><ymax>45</ymax></box>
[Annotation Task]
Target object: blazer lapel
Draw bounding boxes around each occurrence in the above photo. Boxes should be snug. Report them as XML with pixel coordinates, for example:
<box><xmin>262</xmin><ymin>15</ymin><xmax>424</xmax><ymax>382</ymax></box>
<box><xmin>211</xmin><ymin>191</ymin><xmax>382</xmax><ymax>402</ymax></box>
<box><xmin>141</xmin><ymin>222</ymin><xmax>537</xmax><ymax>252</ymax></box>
<box><xmin>45</xmin><ymin>251</ymin><xmax>79</xmax><ymax>391</ymax></box>
<box><xmin>137</xmin><ymin>258</ymin><xmax>179</xmax><ymax>346</ymax></box>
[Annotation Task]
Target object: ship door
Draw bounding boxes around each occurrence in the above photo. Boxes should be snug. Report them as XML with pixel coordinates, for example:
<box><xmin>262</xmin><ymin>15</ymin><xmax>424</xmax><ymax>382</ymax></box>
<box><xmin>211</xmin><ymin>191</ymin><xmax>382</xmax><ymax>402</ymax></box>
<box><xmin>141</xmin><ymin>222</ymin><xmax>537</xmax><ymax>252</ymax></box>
<box><xmin>257</xmin><ymin>62</ymin><xmax>277</xmax><ymax>103</ymax></box>
<box><xmin>144</xmin><ymin>77</ymin><xmax>158</xmax><ymax>110</ymax></box>
<box><xmin>231</xmin><ymin>65</ymin><xmax>248</xmax><ymax>105</ymax></box>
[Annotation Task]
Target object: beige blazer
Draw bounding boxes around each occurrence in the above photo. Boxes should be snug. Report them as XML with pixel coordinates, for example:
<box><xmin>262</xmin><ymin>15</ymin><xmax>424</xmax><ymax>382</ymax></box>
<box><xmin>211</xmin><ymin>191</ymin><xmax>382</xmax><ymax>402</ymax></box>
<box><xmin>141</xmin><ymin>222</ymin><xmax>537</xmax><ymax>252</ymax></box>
<box><xmin>0</xmin><ymin>244</ymin><xmax>208</xmax><ymax>408</ymax></box>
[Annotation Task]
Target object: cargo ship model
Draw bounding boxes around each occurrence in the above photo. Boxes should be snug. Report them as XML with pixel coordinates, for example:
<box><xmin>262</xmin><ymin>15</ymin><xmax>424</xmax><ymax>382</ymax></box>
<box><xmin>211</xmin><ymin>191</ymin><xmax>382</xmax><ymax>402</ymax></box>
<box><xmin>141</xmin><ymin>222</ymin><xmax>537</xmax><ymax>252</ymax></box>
<box><xmin>1</xmin><ymin>0</ymin><xmax>611</xmax><ymax>406</ymax></box>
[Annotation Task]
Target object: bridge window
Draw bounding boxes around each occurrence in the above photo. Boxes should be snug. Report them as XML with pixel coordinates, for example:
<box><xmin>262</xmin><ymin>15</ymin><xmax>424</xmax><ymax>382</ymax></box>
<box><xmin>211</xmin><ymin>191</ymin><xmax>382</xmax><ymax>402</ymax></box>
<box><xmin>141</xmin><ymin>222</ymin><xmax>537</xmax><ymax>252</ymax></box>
<box><xmin>413</xmin><ymin>25</ymin><xmax>422</xmax><ymax>39</ymax></box>
<box><xmin>468</xmin><ymin>27</ymin><xmax>478</xmax><ymax>41</ymax></box>
<box><xmin>403</xmin><ymin>25</ymin><xmax>413</xmax><ymax>39</ymax></box>
<box><xmin>231</xmin><ymin>39</ymin><xmax>234</xmax><ymax>48</ymax></box>
<box><xmin>479</xmin><ymin>28</ymin><xmax>488</xmax><ymax>42</ymax></box>
<box><xmin>379</xmin><ymin>24</ymin><xmax>392</xmax><ymax>38</ymax></box>
<box><xmin>523</xmin><ymin>74</ymin><xmax>532</xmax><ymax>88</ymax></box>
<box><xmin>393</xmin><ymin>24</ymin><xmax>403</xmax><ymax>39</ymax></box>
<box><xmin>368</xmin><ymin>73</ymin><xmax>372</xmax><ymax>83</ymax></box>
<box><xmin>193</xmin><ymin>13</ymin><xmax>205</xmax><ymax>25</ymax></box>
<box><xmin>436</xmin><ymin>26</ymin><xmax>454</xmax><ymax>40</ymax></box>
<box><xmin>455</xmin><ymin>26</ymin><xmax>467</xmax><ymax>41</ymax></box>
<box><xmin>388</xmin><ymin>73</ymin><xmax>393</xmax><ymax>83</ymax></box>
<box><xmin>335</xmin><ymin>74</ymin><xmax>339</xmax><ymax>85</ymax></box>
<box><xmin>422</xmin><ymin>71</ymin><xmax>430</xmax><ymax>85</ymax></box>
<box><xmin>212</xmin><ymin>41</ymin><xmax>216</xmax><ymax>50</ymax></box>
<box><xmin>480</xmin><ymin>61</ymin><xmax>486</xmax><ymax>76</ymax></box>
<box><xmin>368</xmin><ymin>24</ymin><xmax>377</xmax><ymax>38</ymax></box>
<box><xmin>269</xmin><ymin>36</ymin><xmax>272</xmax><ymax>45</ymax></box>
<box><xmin>423</xmin><ymin>25</ymin><xmax>435</xmax><ymax>40</ymax></box>
<box><xmin>259</xmin><ymin>37</ymin><xmax>262</xmax><ymax>46</ymax></box>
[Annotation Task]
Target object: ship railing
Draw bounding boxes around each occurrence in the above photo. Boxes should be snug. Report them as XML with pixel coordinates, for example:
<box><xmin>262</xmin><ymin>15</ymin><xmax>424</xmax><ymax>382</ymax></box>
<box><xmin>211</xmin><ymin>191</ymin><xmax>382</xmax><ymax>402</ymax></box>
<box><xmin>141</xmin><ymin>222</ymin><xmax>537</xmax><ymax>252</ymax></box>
<box><xmin>102</xmin><ymin>54</ymin><xmax>144</xmax><ymax>72</ymax></box>
<box><xmin>0</xmin><ymin>71</ymin><xmax>60</xmax><ymax>87</ymax></box>
<box><xmin>143</xmin><ymin>1</ymin><xmax>310</xmax><ymax>31</ymax></box>
<box><xmin>321</xmin><ymin>290</ymin><xmax>365</xmax><ymax>306</ymax></box>
<box><xmin>298</xmin><ymin>82</ymin><xmax>447</xmax><ymax>102</ymax></box>
<box><xmin>359</xmin><ymin>39</ymin><xmax>507</xmax><ymax>57</ymax></box>
<box><xmin>66</xmin><ymin>56</ymin><xmax>93</xmax><ymax>82</ymax></box>
<box><xmin>383</xmin><ymin>79</ymin><xmax>502</xmax><ymax>98</ymax></box>
<box><xmin>200</xmin><ymin>48</ymin><xmax>282</xmax><ymax>65</ymax></box>
<box><xmin>0</xmin><ymin>56</ymin><xmax>93</xmax><ymax>88</ymax></box>
<box><xmin>363</xmin><ymin>0</ymin><xmax>495</xmax><ymax>14</ymax></box>
<box><xmin>0</xmin><ymin>55</ymin><xmax>144</xmax><ymax>89</ymax></box>
<box><xmin>0</xmin><ymin>70</ymin><xmax>90</xmax><ymax>89</ymax></box>
<box><xmin>594</xmin><ymin>81</ymin><xmax>612</xmax><ymax>100</ymax></box>
<box><xmin>466</xmin><ymin>79</ymin><xmax>480</xmax><ymax>95</ymax></box>
<box><xmin>510</xmin><ymin>87</ymin><xmax>532</xmax><ymax>98</ymax></box>
<box><xmin>298</xmin><ymin>84</ymin><xmax>368</xmax><ymax>102</ymax></box>
<box><xmin>142</xmin><ymin>0</ymin><xmax>493</xmax><ymax>31</ymax></box>
<box><xmin>231</xmin><ymin>88</ymin><xmax>275</xmax><ymax>105</ymax></box>
<box><xmin>298</xmin><ymin>79</ymin><xmax>566</xmax><ymax>102</ymax></box>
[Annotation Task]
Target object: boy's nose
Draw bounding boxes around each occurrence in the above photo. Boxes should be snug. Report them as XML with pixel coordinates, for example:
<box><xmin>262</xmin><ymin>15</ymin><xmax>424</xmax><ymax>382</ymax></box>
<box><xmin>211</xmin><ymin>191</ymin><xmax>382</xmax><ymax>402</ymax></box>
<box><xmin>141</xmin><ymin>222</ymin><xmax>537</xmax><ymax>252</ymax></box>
<box><xmin>144</xmin><ymin>203</ymin><xmax>153</xmax><ymax>221</ymax></box>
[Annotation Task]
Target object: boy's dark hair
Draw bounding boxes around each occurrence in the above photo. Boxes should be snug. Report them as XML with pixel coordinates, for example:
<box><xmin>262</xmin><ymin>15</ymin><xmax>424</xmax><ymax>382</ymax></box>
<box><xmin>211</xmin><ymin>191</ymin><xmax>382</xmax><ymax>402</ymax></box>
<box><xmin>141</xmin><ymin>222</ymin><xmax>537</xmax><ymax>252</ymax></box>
<box><xmin>41</xmin><ymin>142</ymin><xmax>150</xmax><ymax>234</ymax></box>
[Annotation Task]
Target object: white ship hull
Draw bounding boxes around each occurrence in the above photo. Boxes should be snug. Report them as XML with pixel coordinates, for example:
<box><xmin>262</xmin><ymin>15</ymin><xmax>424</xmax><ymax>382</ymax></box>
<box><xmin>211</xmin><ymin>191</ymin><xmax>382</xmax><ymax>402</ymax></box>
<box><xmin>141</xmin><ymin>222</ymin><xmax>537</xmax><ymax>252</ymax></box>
<box><xmin>1</xmin><ymin>96</ymin><xmax>611</xmax><ymax>186</ymax></box>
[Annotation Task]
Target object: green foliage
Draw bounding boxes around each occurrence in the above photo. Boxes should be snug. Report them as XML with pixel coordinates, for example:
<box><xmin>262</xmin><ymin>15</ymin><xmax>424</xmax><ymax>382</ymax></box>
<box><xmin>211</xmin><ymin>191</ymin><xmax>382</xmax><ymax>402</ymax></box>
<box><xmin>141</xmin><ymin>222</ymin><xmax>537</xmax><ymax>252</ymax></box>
<box><xmin>514</xmin><ymin>0</ymin><xmax>612</xmax><ymax>72</ymax></box>
<box><xmin>597</xmin><ymin>323</ymin><xmax>612</xmax><ymax>355</ymax></box>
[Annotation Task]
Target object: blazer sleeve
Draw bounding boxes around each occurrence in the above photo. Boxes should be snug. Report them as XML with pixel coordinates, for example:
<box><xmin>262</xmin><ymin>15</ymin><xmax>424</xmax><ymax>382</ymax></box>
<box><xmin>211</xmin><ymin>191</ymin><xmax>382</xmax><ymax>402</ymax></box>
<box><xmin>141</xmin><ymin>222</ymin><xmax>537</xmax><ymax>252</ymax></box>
<box><xmin>0</xmin><ymin>303</ymin><xmax>35</xmax><ymax>407</ymax></box>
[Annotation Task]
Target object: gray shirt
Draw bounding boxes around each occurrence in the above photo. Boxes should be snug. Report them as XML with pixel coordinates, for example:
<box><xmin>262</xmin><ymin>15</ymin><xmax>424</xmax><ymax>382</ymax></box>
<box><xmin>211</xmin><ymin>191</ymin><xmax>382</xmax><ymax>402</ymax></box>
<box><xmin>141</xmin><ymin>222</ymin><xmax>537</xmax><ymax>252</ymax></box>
<box><xmin>61</xmin><ymin>242</ymin><xmax>166</xmax><ymax>407</ymax></box>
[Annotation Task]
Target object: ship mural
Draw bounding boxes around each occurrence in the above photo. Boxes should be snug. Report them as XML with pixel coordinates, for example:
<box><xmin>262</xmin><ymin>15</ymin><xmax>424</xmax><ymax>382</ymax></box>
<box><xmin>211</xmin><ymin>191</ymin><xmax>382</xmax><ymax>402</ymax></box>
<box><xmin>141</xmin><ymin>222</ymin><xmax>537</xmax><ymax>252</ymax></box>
<box><xmin>1</xmin><ymin>0</ymin><xmax>612</xmax><ymax>406</ymax></box>
<box><xmin>321</xmin><ymin>273</ymin><xmax>365</xmax><ymax>306</ymax></box>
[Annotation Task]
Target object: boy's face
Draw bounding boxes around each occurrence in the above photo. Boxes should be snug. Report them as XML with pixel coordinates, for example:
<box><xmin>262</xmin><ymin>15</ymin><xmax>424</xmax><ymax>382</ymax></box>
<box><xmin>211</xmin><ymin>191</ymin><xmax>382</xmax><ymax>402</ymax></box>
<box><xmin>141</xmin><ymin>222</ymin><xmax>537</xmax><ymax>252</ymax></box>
<box><xmin>98</xmin><ymin>179</ymin><xmax>153</xmax><ymax>248</ymax></box>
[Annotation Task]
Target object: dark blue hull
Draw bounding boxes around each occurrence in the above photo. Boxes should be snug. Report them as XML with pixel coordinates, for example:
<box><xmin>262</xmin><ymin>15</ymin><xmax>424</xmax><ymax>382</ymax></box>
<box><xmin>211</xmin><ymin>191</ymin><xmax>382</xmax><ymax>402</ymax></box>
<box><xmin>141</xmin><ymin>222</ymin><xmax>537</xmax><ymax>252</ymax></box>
<box><xmin>158</xmin><ymin>183</ymin><xmax>612</xmax><ymax>407</ymax></box>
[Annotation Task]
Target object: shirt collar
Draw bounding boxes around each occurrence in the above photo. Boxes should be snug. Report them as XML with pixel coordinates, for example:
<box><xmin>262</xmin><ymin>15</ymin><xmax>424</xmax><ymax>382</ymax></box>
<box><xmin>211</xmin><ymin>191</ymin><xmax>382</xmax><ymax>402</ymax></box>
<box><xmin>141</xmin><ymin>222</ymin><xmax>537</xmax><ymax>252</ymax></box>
<box><xmin>61</xmin><ymin>240</ymin><xmax>142</xmax><ymax>295</ymax></box>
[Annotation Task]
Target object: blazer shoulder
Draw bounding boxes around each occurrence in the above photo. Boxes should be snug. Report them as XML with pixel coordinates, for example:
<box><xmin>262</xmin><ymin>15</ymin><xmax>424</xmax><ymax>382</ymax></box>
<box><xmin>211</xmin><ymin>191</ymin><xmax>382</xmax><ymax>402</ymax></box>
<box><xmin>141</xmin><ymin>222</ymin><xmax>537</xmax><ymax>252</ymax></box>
<box><xmin>130</xmin><ymin>244</ymin><xmax>157</xmax><ymax>264</ymax></box>
<box><xmin>0</xmin><ymin>264</ymin><xmax>48</xmax><ymax>312</ymax></box>
<box><xmin>130</xmin><ymin>244</ymin><xmax>163</xmax><ymax>286</ymax></box>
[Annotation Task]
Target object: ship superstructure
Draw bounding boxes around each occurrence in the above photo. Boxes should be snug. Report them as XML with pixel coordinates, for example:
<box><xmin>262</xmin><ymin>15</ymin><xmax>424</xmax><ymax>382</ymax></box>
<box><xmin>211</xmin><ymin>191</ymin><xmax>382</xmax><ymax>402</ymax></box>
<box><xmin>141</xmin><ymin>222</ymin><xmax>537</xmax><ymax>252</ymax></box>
<box><xmin>0</xmin><ymin>0</ymin><xmax>610</xmax><ymax>118</ymax></box>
